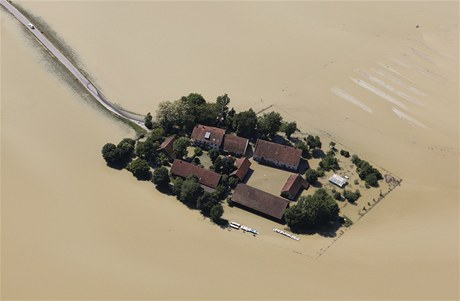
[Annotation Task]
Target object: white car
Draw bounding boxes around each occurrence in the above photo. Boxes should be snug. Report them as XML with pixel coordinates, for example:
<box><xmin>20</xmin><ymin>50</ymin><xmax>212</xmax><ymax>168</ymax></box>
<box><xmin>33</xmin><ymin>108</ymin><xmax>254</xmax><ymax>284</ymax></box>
<box><xmin>344</xmin><ymin>175</ymin><xmax>350</xmax><ymax>180</ymax></box>
<box><xmin>27</xmin><ymin>23</ymin><xmax>35</xmax><ymax>29</ymax></box>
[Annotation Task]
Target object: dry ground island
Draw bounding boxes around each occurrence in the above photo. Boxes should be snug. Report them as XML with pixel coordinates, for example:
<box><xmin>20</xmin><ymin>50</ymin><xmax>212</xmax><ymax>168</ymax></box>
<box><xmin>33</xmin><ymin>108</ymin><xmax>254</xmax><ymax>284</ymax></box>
<box><xmin>101</xmin><ymin>93</ymin><xmax>402</xmax><ymax>258</ymax></box>
<box><xmin>2</xmin><ymin>1</ymin><xmax>458</xmax><ymax>300</ymax></box>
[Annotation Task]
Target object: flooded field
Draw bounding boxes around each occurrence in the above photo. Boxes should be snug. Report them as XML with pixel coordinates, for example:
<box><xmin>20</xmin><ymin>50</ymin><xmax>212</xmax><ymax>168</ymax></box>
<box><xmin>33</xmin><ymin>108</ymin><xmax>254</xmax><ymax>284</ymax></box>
<box><xmin>2</xmin><ymin>1</ymin><xmax>458</xmax><ymax>299</ymax></box>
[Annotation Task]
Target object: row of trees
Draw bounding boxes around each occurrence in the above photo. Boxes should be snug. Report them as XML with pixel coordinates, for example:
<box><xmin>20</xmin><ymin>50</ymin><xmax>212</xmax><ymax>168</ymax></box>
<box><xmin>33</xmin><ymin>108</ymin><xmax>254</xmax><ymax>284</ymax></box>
<box><xmin>156</xmin><ymin>93</ymin><xmax>299</xmax><ymax>141</ymax></box>
<box><xmin>351</xmin><ymin>155</ymin><xmax>383</xmax><ymax>187</ymax></box>
<box><xmin>156</xmin><ymin>93</ymin><xmax>231</xmax><ymax>135</ymax></box>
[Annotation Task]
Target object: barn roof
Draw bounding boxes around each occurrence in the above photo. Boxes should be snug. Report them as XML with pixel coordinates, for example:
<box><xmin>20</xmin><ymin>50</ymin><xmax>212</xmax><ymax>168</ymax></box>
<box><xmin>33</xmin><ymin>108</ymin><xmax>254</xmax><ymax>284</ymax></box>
<box><xmin>232</xmin><ymin>184</ymin><xmax>290</xmax><ymax>220</ymax></box>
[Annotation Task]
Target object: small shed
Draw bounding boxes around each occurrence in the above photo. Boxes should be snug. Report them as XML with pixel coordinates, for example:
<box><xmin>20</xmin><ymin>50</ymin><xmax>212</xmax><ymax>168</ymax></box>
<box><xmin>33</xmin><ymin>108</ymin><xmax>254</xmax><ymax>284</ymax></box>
<box><xmin>329</xmin><ymin>174</ymin><xmax>347</xmax><ymax>188</ymax></box>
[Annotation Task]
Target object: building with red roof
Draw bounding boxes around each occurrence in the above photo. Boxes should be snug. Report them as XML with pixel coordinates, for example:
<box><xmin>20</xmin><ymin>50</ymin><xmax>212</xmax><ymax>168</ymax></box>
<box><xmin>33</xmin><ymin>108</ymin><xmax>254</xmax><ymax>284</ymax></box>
<box><xmin>191</xmin><ymin>124</ymin><xmax>226</xmax><ymax>149</ymax></box>
<box><xmin>231</xmin><ymin>184</ymin><xmax>290</xmax><ymax>221</ymax></box>
<box><xmin>222</xmin><ymin>134</ymin><xmax>249</xmax><ymax>156</ymax></box>
<box><xmin>157</xmin><ymin>135</ymin><xmax>177</xmax><ymax>160</ymax></box>
<box><xmin>230</xmin><ymin>157</ymin><xmax>252</xmax><ymax>181</ymax></box>
<box><xmin>253</xmin><ymin>139</ymin><xmax>302</xmax><ymax>171</ymax></box>
<box><xmin>170</xmin><ymin>159</ymin><xmax>221</xmax><ymax>190</ymax></box>
<box><xmin>281</xmin><ymin>174</ymin><xmax>309</xmax><ymax>200</ymax></box>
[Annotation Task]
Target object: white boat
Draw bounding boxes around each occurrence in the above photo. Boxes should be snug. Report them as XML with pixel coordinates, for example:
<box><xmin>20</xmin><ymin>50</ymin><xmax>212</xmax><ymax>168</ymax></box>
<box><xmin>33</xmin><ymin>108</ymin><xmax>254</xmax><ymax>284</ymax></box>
<box><xmin>273</xmin><ymin>228</ymin><xmax>300</xmax><ymax>241</ymax></box>
<box><xmin>229</xmin><ymin>221</ymin><xmax>241</xmax><ymax>229</ymax></box>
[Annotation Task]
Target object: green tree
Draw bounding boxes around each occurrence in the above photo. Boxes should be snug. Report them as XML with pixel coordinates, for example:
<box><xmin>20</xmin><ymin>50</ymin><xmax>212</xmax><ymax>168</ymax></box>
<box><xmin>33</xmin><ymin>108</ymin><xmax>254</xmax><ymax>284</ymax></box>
<box><xmin>208</xmin><ymin>148</ymin><xmax>220</xmax><ymax>163</ymax></box>
<box><xmin>179</xmin><ymin>175</ymin><xmax>204</xmax><ymax>207</ymax></box>
<box><xmin>319</xmin><ymin>152</ymin><xmax>340</xmax><ymax>171</ymax></box>
<box><xmin>149</xmin><ymin>127</ymin><xmax>165</xmax><ymax>143</ymax></box>
<box><xmin>258</xmin><ymin>111</ymin><xmax>283</xmax><ymax>139</ymax></box>
<box><xmin>364</xmin><ymin>173</ymin><xmax>378</xmax><ymax>187</ymax></box>
<box><xmin>213</xmin><ymin>156</ymin><xmax>236</xmax><ymax>175</ymax></box>
<box><xmin>156</xmin><ymin>100</ymin><xmax>184</xmax><ymax>134</ymax></box>
<box><xmin>197</xmin><ymin>192</ymin><xmax>218</xmax><ymax>217</ymax></box>
<box><xmin>135</xmin><ymin>139</ymin><xmax>159</xmax><ymax>163</ymax></box>
<box><xmin>216</xmin><ymin>94</ymin><xmax>231</xmax><ymax>125</ymax></box>
<box><xmin>212</xmin><ymin>184</ymin><xmax>228</xmax><ymax>201</ymax></box>
<box><xmin>101</xmin><ymin>143</ymin><xmax>120</xmax><ymax>166</ymax></box>
<box><xmin>329</xmin><ymin>141</ymin><xmax>336</xmax><ymax>151</ymax></box>
<box><xmin>210</xmin><ymin>203</ymin><xmax>224</xmax><ymax>223</ymax></box>
<box><xmin>127</xmin><ymin>158</ymin><xmax>152</xmax><ymax>180</ymax></box>
<box><xmin>172</xmin><ymin>177</ymin><xmax>184</xmax><ymax>197</ymax></box>
<box><xmin>144</xmin><ymin>112</ymin><xmax>153</xmax><ymax>129</ymax></box>
<box><xmin>340</xmin><ymin>149</ymin><xmax>350</xmax><ymax>158</ymax></box>
<box><xmin>284</xmin><ymin>121</ymin><xmax>297</xmax><ymax>139</ymax></box>
<box><xmin>173</xmin><ymin>137</ymin><xmax>190</xmax><ymax>159</ymax></box>
<box><xmin>228</xmin><ymin>176</ymin><xmax>239</xmax><ymax>189</ymax></box>
<box><xmin>343</xmin><ymin>190</ymin><xmax>361</xmax><ymax>202</ymax></box>
<box><xmin>102</xmin><ymin>140</ymin><xmax>132</xmax><ymax>168</ymax></box>
<box><xmin>295</xmin><ymin>140</ymin><xmax>310</xmax><ymax>158</ymax></box>
<box><xmin>194</xmin><ymin>147</ymin><xmax>203</xmax><ymax>157</ymax></box>
<box><xmin>306</xmin><ymin>135</ymin><xmax>322</xmax><ymax>150</ymax></box>
<box><xmin>284</xmin><ymin>189</ymin><xmax>339</xmax><ymax>232</ymax></box>
<box><xmin>232</xmin><ymin>109</ymin><xmax>258</xmax><ymax>138</ymax></box>
<box><xmin>152</xmin><ymin>167</ymin><xmax>170</xmax><ymax>189</ymax></box>
<box><xmin>305</xmin><ymin>169</ymin><xmax>318</xmax><ymax>184</ymax></box>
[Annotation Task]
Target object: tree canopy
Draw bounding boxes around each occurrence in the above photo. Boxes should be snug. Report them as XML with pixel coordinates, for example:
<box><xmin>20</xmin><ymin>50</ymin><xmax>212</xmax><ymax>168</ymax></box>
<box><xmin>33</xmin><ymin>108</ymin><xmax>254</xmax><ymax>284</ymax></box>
<box><xmin>156</xmin><ymin>93</ymin><xmax>223</xmax><ymax>134</ymax></box>
<box><xmin>232</xmin><ymin>109</ymin><xmax>258</xmax><ymax>138</ymax></box>
<box><xmin>257</xmin><ymin>111</ymin><xmax>283</xmax><ymax>139</ymax></box>
<box><xmin>127</xmin><ymin>158</ymin><xmax>152</xmax><ymax>180</ymax></box>
<box><xmin>343</xmin><ymin>189</ymin><xmax>361</xmax><ymax>203</ymax></box>
<box><xmin>144</xmin><ymin>112</ymin><xmax>153</xmax><ymax>129</ymax></box>
<box><xmin>213</xmin><ymin>156</ymin><xmax>236</xmax><ymax>175</ymax></box>
<box><xmin>102</xmin><ymin>138</ymin><xmax>134</xmax><ymax>168</ymax></box>
<box><xmin>135</xmin><ymin>139</ymin><xmax>159</xmax><ymax>164</ymax></box>
<box><xmin>197</xmin><ymin>192</ymin><xmax>219</xmax><ymax>217</ymax></box>
<box><xmin>319</xmin><ymin>151</ymin><xmax>340</xmax><ymax>171</ymax></box>
<box><xmin>284</xmin><ymin>189</ymin><xmax>339</xmax><ymax>232</ymax></box>
<box><xmin>351</xmin><ymin>155</ymin><xmax>382</xmax><ymax>187</ymax></box>
<box><xmin>306</xmin><ymin>135</ymin><xmax>322</xmax><ymax>150</ymax></box>
<box><xmin>152</xmin><ymin>166</ymin><xmax>170</xmax><ymax>189</ymax></box>
<box><xmin>208</xmin><ymin>148</ymin><xmax>220</xmax><ymax>163</ymax></box>
<box><xmin>173</xmin><ymin>137</ymin><xmax>190</xmax><ymax>159</ymax></box>
<box><xmin>305</xmin><ymin>169</ymin><xmax>319</xmax><ymax>184</ymax></box>
<box><xmin>283</xmin><ymin>121</ymin><xmax>297</xmax><ymax>139</ymax></box>
<box><xmin>178</xmin><ymin>175</ymin><xmax>204</xmax><ymax>207</ymax></box>
<box><xmin>210</xmin><ymin>204</ymin><xmax>224</xmax><ymax>222</ymax></box>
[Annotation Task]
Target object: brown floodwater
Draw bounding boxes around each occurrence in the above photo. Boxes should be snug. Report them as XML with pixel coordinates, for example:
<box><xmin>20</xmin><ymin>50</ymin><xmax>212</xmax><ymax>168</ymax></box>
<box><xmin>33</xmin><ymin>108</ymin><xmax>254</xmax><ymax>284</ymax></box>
<box><xmin>2</xmin><ymin>1</ymin><xmax>458</xmax><ymax>299</ymax></box>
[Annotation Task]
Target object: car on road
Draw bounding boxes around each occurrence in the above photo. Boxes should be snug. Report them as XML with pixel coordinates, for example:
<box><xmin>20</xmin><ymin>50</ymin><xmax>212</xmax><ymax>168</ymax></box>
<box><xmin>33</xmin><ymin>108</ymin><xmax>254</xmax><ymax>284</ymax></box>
<box><xmin>27</xmin><ymin>23</ymin><xmax>35</xmax><ymax>29</ymax></box>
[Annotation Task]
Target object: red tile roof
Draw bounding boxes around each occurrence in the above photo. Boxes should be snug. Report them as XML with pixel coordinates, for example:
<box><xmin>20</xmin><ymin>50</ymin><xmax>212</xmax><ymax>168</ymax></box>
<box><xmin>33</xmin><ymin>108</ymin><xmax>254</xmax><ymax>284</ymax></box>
<box><xmin>230</xmin><ymin>157</ymin><xmax>252</xmax><ymax>181</ymax></box>
<box><xmin>191</xmin><ymin>124</ymin><xmax>226</xmax><ymax>147</ymax></box>
<box><xmin>232</xmin><ymin>184</ymin><xmax>290</xmax><ymax>220</ymax></box>
<box><xmin>171</xmin><ymin>160</ymin><xmax>221</xmax><ymax>189</ymax></box>
<box><xmin>254</xmin><ymin>139</ymin><xmax>302</xmax><ymax>169</ymax></box>
<box><xmin>158</xmin><ymin>135</ymin><xmax>176</xmax><ymax>159</ymax></box>
<box><xmin>223</xmin><ymin>134</ymin><xmax>249</xmax><ymax>155</ymax></box>
<box><xmin>281</xmin><ymin>174</ymin><xmax>309</xmax><ymax>199</ymax></box>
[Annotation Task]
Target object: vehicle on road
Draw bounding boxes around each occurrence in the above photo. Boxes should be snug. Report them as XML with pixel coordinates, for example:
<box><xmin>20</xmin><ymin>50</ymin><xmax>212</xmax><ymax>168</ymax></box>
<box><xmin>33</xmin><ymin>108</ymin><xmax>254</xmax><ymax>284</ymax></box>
<box><xmin>27</xmin><ymin>23</ymin><xmax>35</xmax><ymax>29</ymax></box>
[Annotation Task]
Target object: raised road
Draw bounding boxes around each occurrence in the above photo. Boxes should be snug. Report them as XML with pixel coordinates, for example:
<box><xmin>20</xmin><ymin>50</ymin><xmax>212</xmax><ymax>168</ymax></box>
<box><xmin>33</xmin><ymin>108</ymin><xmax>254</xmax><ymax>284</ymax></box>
<box><xmin>0</xmin><ymin>0</ymin><xmax>147</xmax><ymax>130</ymax></box>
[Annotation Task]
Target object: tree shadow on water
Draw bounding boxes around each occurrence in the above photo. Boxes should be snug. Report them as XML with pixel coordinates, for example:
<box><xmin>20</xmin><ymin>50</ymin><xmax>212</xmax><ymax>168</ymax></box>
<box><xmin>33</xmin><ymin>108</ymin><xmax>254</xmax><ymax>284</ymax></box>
<box><xmin>289</xmin><ymin>218</ymin><xmax>344</xmax><ymax>238</ymax></box>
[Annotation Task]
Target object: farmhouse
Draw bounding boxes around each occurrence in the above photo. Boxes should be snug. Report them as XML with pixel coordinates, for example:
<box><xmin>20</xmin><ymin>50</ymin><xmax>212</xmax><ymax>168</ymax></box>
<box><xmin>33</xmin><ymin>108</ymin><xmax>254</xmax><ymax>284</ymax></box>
<box><xmin>281</xmin><ymin>174</ymin><xmax>309</xmax><ymax>200</ymax></box>
<box><xmin>157</xmin><ymin>135</ymin><xmax>176</xmax><ymax>160</ymax></box>
<box><xmin>222</xmin><ymin>134</ymin><xmax>249</xmax><ymax>156</ymax></box>
<box><xmin>329</xmin><ymin>174</ymin><xmax>347</xmax><ymax>188</ymax></box>
<box><xmin>231</xmin><ymin>184</ymin><xmax>290</xmax><ymax>221</ymax></box>
<box><xmin>253</xmin><ymin>139</ymin><xmax>302</xmax><ymax>171</ymax></box>
<box><xmin>191</xmin><ymin>124</ymin><xmax>226</xmax><ymax>149</ymax></box>
<box><xmin>171</xmin><ymin>159</ymin><xmax>221</xmax><ymax>190</ymax></box>
<box><xmin>230</xmin><ymin>157</ymin><xmax>252</xmax><ymax>181</ymax></box>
